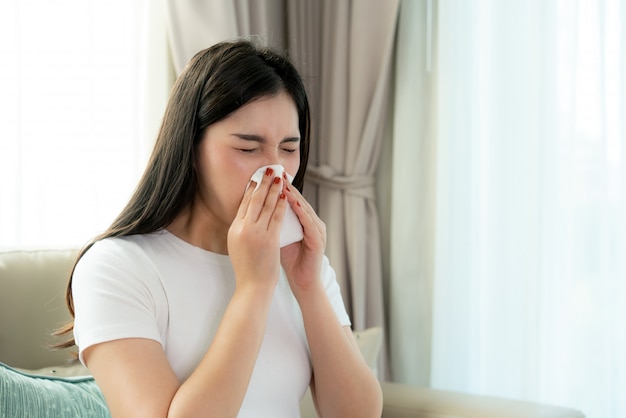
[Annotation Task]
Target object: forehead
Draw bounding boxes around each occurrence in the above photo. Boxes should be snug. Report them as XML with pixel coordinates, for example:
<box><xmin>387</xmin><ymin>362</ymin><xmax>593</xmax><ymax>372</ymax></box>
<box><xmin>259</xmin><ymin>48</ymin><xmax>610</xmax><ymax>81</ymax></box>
<box><xmin>222</xmin><ymin>92</ymin><xmax>299</xmax><ymax>130</ymax></box>
<box><xmin>200</xmin><ymin>91</ymin><xmax>300</xmax><ymax>144</ymax></box>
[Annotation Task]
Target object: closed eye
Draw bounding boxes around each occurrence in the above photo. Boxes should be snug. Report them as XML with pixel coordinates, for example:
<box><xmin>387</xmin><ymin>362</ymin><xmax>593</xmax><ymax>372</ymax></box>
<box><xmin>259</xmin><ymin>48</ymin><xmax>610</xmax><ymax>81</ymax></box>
<box><xmin>232</xmin><ymin>133</ymin><xmax>300</xmax><ymax>146</ymax></box>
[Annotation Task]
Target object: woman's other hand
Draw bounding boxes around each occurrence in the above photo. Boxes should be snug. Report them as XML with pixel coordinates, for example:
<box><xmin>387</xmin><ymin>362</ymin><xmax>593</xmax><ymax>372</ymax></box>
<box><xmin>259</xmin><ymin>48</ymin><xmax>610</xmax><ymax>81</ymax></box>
<box><xmin>280</xmin><ymin>177</ymin><xmax>327</xmax><ymax>296</ymax></box>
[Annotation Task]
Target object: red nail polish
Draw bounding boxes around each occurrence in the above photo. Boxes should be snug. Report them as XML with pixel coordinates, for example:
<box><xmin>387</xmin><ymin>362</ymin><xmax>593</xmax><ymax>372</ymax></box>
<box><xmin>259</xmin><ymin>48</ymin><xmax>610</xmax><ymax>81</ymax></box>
<box><xmin>279</xmin><ymin>193</ymin><xmax>286</xmax><ymax>200</ymax></box>
<box><xmin>285</xmin><ymin>185</ymin><xmax>291</xmax><ymax>192</ymax></box>
<box><xmin>265</xmin><ymin>167</ymin><xmax>274</xmax><ymax>177</ymax></box>
<box><xmin>273</xmin><ymin>176</ymin><xmax>281</xmax><ymax>184</ymax></box>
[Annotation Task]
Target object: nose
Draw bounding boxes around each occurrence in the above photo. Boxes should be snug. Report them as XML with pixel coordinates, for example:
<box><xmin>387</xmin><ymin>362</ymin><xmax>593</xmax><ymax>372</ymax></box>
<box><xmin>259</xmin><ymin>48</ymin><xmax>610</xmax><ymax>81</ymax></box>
<box><xmin>262</xmin><ymin>149</ymin><xmax>284</xmax><ymax>168</ymax></box>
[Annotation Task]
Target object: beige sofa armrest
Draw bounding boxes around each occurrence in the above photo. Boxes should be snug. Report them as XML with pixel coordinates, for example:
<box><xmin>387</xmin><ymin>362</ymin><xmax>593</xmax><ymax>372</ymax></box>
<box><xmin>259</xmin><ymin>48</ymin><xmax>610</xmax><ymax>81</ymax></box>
<box><xmin>381</xmin><ymin>382</ymin><xmax>585</xmax><ymax>418</ymax></box>
<box><xmin>0</xmin><ymin>249</ymin><xmax>79</xmax><ymax>369</ymax></box>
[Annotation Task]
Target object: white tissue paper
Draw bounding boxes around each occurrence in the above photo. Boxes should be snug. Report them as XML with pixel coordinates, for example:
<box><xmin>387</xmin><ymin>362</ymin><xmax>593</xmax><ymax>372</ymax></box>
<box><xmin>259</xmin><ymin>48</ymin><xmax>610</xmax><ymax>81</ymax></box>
<box><xmin>248</xmin><ymin>164</ymin><xmax>304</xmax><ymax>247</ymax></box>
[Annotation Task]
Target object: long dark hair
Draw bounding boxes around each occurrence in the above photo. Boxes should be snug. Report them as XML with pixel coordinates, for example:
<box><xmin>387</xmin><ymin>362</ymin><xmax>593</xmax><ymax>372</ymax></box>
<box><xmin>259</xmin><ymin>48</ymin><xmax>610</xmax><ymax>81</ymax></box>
<box><xmin>55</xmin><ymin>39</ymin><xmax>311</xmax><ymax>348</ymax></box>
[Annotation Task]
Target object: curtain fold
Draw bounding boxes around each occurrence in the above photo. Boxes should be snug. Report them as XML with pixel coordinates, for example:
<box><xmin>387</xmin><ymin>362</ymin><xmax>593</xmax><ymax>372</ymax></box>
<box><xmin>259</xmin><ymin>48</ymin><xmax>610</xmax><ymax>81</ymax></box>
<box><xmin>284</xmin><ymin>0</ymin><xmax>323</xmax><ymax>210</ymax></box>
<box><xmin>300</xmin><ymin>0</ymin><xmax>400</xmax><ymax>379</ymax></box>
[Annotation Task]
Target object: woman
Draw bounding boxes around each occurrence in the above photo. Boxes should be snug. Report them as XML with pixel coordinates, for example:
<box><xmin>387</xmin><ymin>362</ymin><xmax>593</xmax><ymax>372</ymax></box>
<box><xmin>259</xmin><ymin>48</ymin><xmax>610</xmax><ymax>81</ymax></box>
<box><xmin>61</xmin><ymin>39</ymin><xmax>382</xmax><ymax>417</ymax></box>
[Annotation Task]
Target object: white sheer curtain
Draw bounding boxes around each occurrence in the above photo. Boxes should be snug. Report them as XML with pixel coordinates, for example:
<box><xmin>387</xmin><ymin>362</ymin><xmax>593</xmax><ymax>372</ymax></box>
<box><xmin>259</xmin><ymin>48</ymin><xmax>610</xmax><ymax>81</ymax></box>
<box><xmin>387</xmin><ymin>1</ymin><xmax>626</xmax><ymax>417</ymax></box>
<box><xmin>384</xmin><ymin>0</ymin><xmax>438</xmax><ymax>387</ymax></box>
<box><xmin>0</xmin><ymin>0</ymin><xmax>171</xmax><ymax>249</ymax></box>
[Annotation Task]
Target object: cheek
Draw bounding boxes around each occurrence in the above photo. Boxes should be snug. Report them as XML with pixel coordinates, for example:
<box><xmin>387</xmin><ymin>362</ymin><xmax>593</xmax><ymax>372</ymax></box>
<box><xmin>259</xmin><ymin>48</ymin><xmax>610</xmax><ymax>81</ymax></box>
<box><xmin>212</xmin><ymin>172</ymin><xmax>249</xmax><ymax>223</ymax></box>
<box><xmin>224</xmin><ymin>161</ymin><xmax>254</xmax><ymax>198</ymax></box>
<box><xmin>199</xmin><ymin>152</ymin><xmax>249</xmax><ymax>213</ymax></box>
<box><xmin>206</xmin><ymin>149</ymin><xmax>249</xmax><ymax>184</ymax></box>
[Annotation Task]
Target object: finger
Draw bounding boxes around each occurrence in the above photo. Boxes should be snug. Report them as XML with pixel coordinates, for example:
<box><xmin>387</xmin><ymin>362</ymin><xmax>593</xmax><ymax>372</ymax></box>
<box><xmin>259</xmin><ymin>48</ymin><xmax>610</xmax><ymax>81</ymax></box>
<box><xmin>283</xmin><ymin>179</ymin><xmax>315</xmax><ymax>220</ymax></box>
<box><xmin>258</xmin><ymin>175</ymin><xmax>285</xmax><ymax>225</ymax></box>
<box><xmin>268</xmin><ymin>191</ymin><xmax>288</xmax><ymax>233</ymax></box>
<box><xmin>246</xmin><ymin>166</ymin><xmax>278</xmax><ymax>221</ymax></box>
<box><xmin>236</xmin><ymin>180</ymin><xmax>257</xmax><ymax>220</ymax></box>
<box><xmin>284</xmin><ymin>184</ymin><xmax>325</xmax><ymax>237</ymax></box>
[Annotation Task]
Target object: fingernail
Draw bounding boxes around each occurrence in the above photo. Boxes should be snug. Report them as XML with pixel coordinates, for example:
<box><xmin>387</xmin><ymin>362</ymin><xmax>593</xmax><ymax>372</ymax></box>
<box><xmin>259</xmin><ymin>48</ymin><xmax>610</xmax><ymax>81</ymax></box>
<box><xmin>285</xmin><ymin>185</ymin><xmax>291</xmax><ymax>192</ymax></box>
<box><xmin>273</xmin><ymin>176</ymin><xmax>281</xmax><ymax>185</ymax></box>
<box><xmin>296</xmin><ymin>201</ymin><xmax>301</xmax><ymax>207</ymax></box>
<box><xmin>279</xmin><ymin>193</ymin><xmax>286</xmax><ymax>200</ymax></box>
<box><xmin>265</xmin><ymin>167</ymin><xmax>274</xmax><ymax>177</ymax></box>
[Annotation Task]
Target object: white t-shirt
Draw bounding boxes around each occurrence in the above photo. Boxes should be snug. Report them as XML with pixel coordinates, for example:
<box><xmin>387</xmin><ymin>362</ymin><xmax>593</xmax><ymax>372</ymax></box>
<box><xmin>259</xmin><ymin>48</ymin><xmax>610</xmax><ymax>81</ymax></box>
<box><xmin>72</xmin><ymin>229</ymin><xmax>350</xmax><ymax>418</ymax></box>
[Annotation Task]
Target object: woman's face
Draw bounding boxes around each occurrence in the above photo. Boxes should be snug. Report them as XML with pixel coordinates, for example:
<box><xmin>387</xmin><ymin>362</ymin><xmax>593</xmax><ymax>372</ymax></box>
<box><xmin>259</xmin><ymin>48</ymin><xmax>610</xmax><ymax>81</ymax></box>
<box><xmin>195</xmin><ymin>91</ymin><xmax>301</xmax><ymax>230</ymax></box>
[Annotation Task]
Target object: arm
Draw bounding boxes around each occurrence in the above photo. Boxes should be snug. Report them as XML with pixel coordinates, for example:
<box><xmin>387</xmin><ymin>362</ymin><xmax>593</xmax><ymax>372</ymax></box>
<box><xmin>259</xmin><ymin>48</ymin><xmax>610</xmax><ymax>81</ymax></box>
<box><xmin>281</xmin><ymin>185</ymin><xmax>383</xmax><ymax>418</ymax></box>
<box><xmin>82</xmin><ymin>172</ymin><xmax>288</xmax><ymax>417</ymax></box>
<box><xmin>304</xmin><ymin>302</ymin><xmax>383</xmax><ymax>418</ymax></box>
<box><xmin>84</xmin><ymin>282</ymin><xmax>275</xmax><ymax>418</ymax></box>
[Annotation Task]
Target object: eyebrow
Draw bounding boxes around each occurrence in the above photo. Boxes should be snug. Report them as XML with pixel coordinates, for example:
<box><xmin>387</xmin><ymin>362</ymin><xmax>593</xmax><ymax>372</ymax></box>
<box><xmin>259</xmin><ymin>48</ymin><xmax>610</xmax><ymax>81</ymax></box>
<box><xmin>231</xmin><ymin>133</ymin><xmax>300</xmax><ymax>144</ymax></box>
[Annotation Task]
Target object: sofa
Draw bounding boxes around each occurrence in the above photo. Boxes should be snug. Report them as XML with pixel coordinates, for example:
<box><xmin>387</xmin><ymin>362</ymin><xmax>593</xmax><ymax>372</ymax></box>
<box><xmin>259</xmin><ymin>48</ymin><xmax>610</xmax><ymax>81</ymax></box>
<box><xmin>0</xmin><ymin>248</ymin><xmax>586</xmax><ymax>418</ymax></box>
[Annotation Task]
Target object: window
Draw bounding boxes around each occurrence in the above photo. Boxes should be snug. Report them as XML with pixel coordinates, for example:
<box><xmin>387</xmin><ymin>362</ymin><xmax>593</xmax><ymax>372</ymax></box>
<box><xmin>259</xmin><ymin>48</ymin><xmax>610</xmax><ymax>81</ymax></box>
<box><xmin>0</xmin><ymin>0</ymin><xmax>169</xmax><ymax>248</ymax></box>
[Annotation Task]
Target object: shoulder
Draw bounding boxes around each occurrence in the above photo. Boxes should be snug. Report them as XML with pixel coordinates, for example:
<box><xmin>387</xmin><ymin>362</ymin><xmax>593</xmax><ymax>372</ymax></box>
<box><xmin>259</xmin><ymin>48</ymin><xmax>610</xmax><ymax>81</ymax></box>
<box><xmin>73</xmin><ymin>233</ymin><xmax>164</xmax><ymax>293</ymax></box>
<box><xmin>77</xmin><ymin>235</ymin><xmax>152</xmax><ymax>272</ymax></box>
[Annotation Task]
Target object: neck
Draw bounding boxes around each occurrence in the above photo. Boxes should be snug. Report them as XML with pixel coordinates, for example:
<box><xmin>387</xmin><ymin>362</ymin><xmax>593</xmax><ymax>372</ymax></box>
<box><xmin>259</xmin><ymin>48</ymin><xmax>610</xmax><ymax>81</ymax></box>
<box><xmin>166</xmin><ymin>203</ymin><xmax>229</xmax><ymax>254</ymax></box>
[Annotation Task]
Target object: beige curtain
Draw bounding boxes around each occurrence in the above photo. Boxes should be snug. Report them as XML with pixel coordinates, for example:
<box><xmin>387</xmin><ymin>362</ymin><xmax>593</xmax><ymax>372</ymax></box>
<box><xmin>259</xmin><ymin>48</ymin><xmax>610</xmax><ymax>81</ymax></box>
<box><xmin>288</xmin><ymin>1</ymin><xmax>400</xmax><ymax>379</ymax></box>
<box><xmin>165</xmin><ymin>0</ymin><xmax>287</xmax><ymax>73</ymax></box>
<box><xmin>283</xmin><ymin>1</ymin><xmax>323</xmax><ymax>210</ymax></box>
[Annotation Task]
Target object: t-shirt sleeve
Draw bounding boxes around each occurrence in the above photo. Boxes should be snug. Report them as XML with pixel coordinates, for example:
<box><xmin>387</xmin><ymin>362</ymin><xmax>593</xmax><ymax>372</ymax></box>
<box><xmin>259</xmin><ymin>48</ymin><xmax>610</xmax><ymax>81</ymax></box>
<box><xmin>320</xmin><ymin>255</ymin><xmax>351</xmax><ymax>327</ymax></box>
<box><xmin>72</xmin><ymin>238</ymin><xmax>166</xmax><ymax>365</ymax></box>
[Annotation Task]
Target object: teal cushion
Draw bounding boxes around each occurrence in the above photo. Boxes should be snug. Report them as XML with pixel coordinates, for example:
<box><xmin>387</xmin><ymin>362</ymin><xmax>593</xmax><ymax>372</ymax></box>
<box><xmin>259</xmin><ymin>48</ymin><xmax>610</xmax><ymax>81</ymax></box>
<box><xmin>0</xmin><ymin>362</ymin><xmax>110</xmax><ymax>417</ymax></box>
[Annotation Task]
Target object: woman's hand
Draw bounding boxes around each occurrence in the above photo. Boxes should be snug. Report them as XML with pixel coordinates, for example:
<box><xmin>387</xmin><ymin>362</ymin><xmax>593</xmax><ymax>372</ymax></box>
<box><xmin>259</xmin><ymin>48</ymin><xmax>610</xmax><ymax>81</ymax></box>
<box><xmin>280</xmin><ymin>179</ymin><xmax>383</xmax><ymax>416</ymax></box>
<box><xmin>228</xmin><ymin>167</ymin><xmax>287</xmax><ymax>290</ymax></box>
<box><xmin>280</xmin><ymin>175</ymin><xmax>327</xmax><ymax>296</ymax></box>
